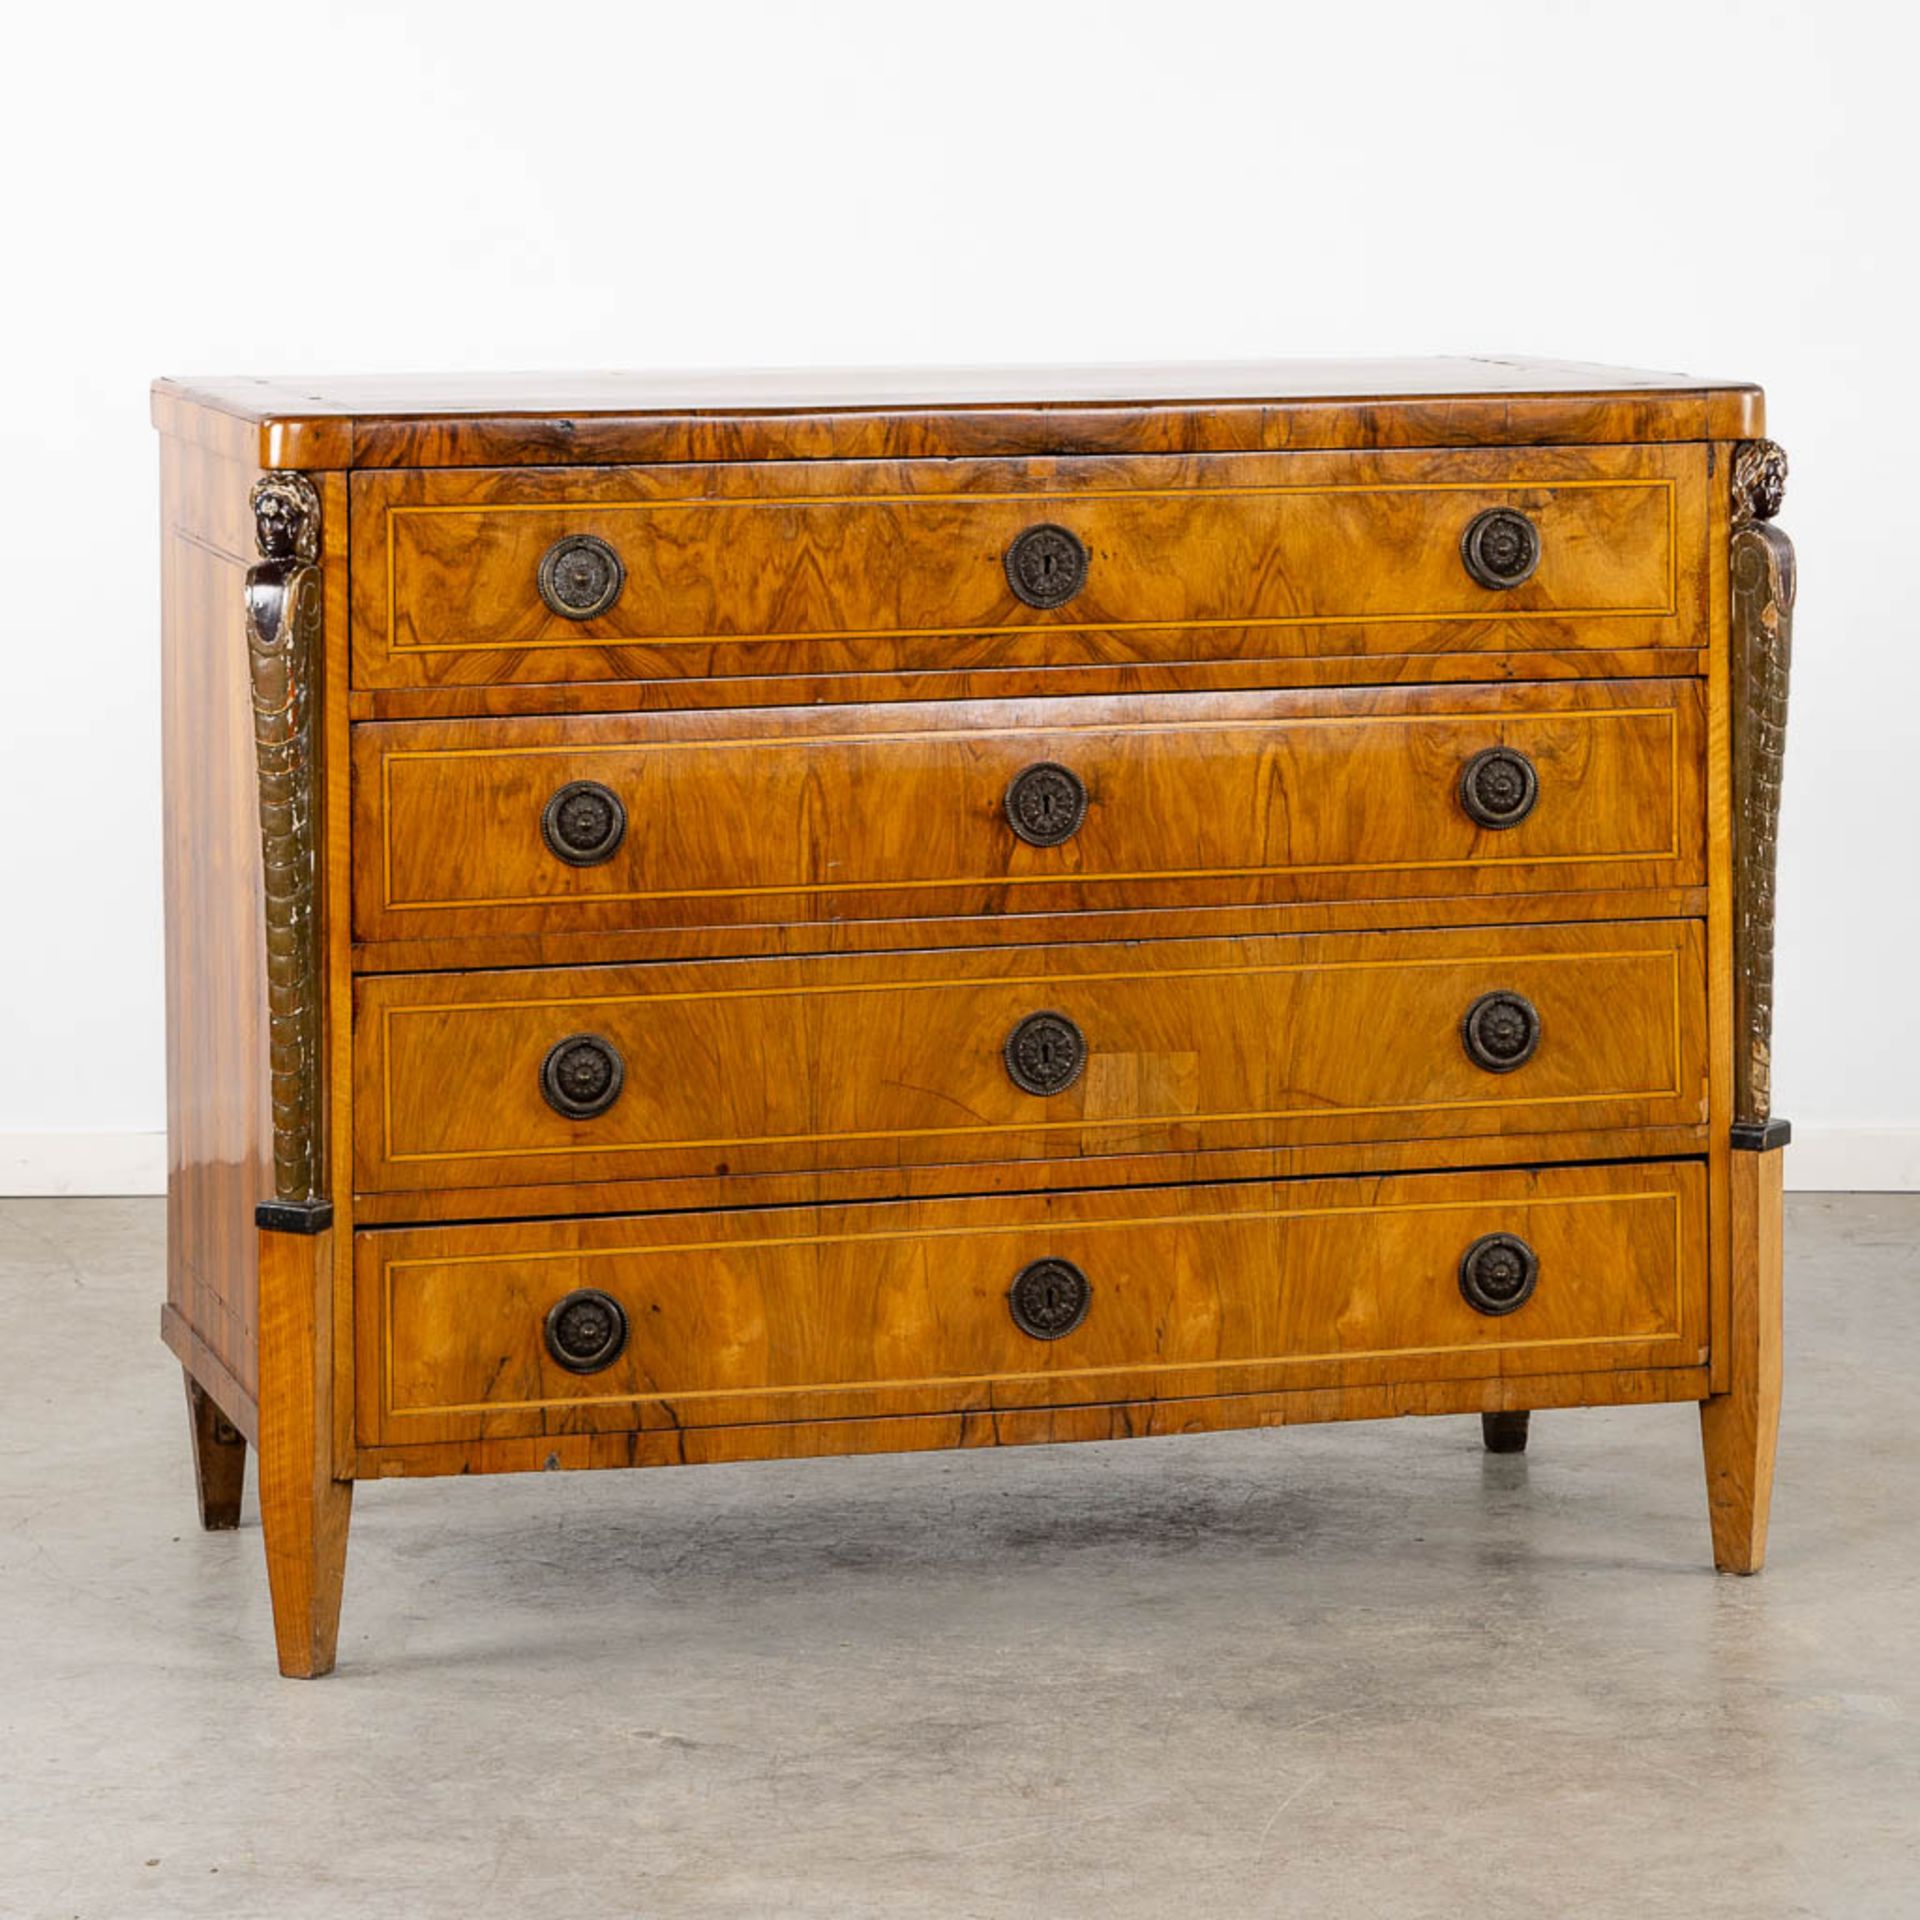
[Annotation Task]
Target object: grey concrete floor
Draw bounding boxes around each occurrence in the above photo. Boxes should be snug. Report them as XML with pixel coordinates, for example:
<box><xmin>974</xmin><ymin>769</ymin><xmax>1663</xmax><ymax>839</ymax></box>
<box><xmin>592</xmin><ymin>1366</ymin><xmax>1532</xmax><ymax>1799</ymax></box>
<box><xmin>1</xmin><ymin>1196</ymin><xmax>1917</xmax><ymax>1919</ymax></box>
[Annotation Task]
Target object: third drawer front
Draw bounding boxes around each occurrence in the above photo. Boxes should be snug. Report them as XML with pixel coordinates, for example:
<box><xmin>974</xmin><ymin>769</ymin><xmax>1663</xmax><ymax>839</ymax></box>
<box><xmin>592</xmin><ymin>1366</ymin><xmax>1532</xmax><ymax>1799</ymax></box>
<box><xmin>355</xmin><ymin>1160</ymin><xmax>1709</xmax><ymax>1446</ymax></box>
<box><xmin>353</xmin><ymin>919</ymin><xmax>1707</xmax><ymax>1195</ymax></box>
<box><xmin>351</xmin><ymin>680</ymin><xmax>1705</xmax><ymax>943</ymax></box>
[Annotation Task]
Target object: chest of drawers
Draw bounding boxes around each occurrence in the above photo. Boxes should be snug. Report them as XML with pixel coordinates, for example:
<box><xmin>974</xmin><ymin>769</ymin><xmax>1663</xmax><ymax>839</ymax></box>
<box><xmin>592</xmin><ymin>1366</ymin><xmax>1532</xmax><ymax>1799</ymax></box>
<box><xmin>152</xmin><ymin>360</ymin><xmax>1794</xmax><ymax>1676</ymax></box>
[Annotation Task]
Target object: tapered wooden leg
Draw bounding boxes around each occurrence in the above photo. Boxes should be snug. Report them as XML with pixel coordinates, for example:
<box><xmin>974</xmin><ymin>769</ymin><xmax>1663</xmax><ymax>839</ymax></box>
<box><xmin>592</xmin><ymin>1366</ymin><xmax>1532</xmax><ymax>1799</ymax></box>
<box><xmin>184</xmin><ymin>1374</ymin><xmax>248</xmax><ymax>1529</ymax></box>
<box><xmin>257</xmin><ymin>1226</ymin><xmax>352</xmax><ymax>1677</ymax></box>
<box><xmin>1481</xmin><ymin>1410</ymin><xmax>1531</xmax><ymax>1454</ymax></box>
<box><xmin>1700</xmin><ymin>1142</ymin><xmax>1785</xmax><ymax>1573</ymax></box>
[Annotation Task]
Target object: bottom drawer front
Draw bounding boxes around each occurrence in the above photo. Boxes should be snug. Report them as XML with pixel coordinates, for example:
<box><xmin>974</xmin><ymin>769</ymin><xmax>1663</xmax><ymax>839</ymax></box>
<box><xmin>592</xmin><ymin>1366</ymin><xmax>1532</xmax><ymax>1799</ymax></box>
<box><xmin>358</xmin><ymin>1161</ymin><xmax>1706</xmax><ymax>1446</ymax></box>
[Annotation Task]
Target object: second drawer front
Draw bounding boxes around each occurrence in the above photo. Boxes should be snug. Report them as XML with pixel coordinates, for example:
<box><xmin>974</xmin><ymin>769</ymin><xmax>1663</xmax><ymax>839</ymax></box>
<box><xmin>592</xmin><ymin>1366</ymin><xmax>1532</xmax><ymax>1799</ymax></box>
<box><xmin>353</xmin><ymin>920</ymin><xmax>1706</xmax><ymax>1195</ymax></box>
<box><xmin>356</xmin><ymin>1160</ymin><xmax>1709</xmax><ymax>1445</ymax></box>
<box><xmin>352</xmin><ymin>680</ymin><xmax>1704</xmax><ymax>943</ymax></box>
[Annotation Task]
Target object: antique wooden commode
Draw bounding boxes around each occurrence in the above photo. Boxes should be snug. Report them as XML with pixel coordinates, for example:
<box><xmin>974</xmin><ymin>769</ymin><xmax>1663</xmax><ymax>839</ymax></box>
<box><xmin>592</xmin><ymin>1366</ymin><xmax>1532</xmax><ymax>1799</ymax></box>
<box><xmin>152</xmin><ymin>361</ymin><xmax>1793</xmax><ymax>1675</ymax></box>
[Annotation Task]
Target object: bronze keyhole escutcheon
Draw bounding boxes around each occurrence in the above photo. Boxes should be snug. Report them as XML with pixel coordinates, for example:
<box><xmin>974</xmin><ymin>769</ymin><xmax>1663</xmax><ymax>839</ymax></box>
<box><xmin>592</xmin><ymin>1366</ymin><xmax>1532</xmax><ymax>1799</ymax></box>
<box><xmin>1004</xmin><ymin>1011</ymin><xmax>1087</xmax><ymax>1096</ymax></box>
<box><xmin>1004</xmin><ymin>523</ymin><xmax>1089</xmax><ymax>610</ymax></box>
<box><xmin>1004</xmin><ymin>761</ymin><xmax>1088</xmax><ymax>847</ymax></box>
<box><xmin>1007</xmin><ymin>1257</ymin><xmax>1093</xmax><ymax>1339</ymax></box>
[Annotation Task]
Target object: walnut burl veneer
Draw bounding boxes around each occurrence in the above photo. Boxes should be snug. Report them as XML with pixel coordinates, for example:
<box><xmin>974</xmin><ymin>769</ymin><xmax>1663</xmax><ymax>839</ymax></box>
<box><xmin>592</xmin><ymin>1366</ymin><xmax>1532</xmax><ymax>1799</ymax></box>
<box><xmin>152</xmin><ymin>360</ymin><xmax>1792</xmax><ymax>1675</ymax></box>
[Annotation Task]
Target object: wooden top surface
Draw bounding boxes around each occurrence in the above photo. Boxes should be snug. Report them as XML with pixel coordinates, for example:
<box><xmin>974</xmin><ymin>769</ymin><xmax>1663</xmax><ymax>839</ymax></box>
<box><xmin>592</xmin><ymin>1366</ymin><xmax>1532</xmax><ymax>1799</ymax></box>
<box><xmin>152</xmin><ymin>357</ymin><xmax>1763</xmax><ymax>471</ymax></box>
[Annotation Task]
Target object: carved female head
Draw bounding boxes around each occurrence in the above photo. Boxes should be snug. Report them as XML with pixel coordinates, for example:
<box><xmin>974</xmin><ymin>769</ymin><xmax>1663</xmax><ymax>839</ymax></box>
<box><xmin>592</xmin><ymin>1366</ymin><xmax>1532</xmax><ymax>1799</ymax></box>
<box><xmin>249</xmin><ymin>472</ymin><xmax>322</xmax><ymax>564</ymax></box>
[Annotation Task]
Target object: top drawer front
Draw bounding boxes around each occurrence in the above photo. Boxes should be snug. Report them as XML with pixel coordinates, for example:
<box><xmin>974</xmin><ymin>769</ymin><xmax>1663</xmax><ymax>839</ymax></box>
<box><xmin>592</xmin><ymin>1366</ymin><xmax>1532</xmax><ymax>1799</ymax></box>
<box><xmin>350</xmin><ymin>446</ymin><xmax>1706</xmax><ymax>690</ymax></box>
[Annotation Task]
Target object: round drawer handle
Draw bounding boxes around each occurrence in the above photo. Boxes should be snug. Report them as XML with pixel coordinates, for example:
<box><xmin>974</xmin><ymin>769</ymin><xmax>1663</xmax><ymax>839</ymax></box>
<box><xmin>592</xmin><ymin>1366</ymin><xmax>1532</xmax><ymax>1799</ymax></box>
<box><xmin>1008</xmin><ymin>1257</ymin><xmax>1092</xmax><ymax>1340</ymax></box>
<box><xmin>537</xmin><ymin>533</ymin><xmax>626</xmax><ymax>620</ymax></box>
<box><xmin>1461</xmin><ymin>990</ymin><xmax>1541</xmax><ymax>1074</ymax></box>
<box><xmin>1004</xmin><ymin>761</ymin><xmax>1088</xmax><ymax>847</ymax></box>
<box><xmin>540</xmin><ymin>1033</ymin><xmax>626</xmax><ymax>1119</ymax></box>
<box><xmin>1458</xmin><ymin>746</ymin><xmax>1539</xmax><ymax>830</ymax></box>
<box><xmin>1460</xmin><ymin>508</ymin><xmax>1541</xmax><ymax>590</ymax></box>
<box><xmin>1458</xmin><ymin>1233</ymin><xmax>1539</xmax><ymax>1317</ymax></box>
<box><xmin>545</xmin><ymin>1288</ymin><xmax>630</xmax><ymax>1373</ymax></box>
<box><xmin>1004</xmin><ymin>1010</ymin><xmax>1087</xmax><ymax>1096</ymax></box>
<box><xmin>1004</xmin><ymin>523</ymin><xmax>1089</xmax><ymax>610</ymax></box>
<box><xmin>541</xmin><ymin>779</ymin><xmax>628</xmax><ymax>866</ymax></box>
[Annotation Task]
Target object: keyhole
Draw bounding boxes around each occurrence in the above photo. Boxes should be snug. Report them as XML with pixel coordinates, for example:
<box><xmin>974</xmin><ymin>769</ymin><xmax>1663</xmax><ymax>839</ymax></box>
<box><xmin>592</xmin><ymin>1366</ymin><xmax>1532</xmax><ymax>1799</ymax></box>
<box><xmin>1005</xmin><ymin>1011</ymin><xmax>1085</xmax><ymax>1095</ymax></box>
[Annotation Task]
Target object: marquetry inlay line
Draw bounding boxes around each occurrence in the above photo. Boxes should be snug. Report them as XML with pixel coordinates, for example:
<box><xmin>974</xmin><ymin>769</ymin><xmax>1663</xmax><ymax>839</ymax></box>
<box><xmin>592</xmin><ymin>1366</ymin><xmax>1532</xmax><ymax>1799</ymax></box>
<box><xmin>386</xmin><ymin>850</ymin><xmax>1687</xmax><ymax>914</ymax></box>
<box><xmin>378</xmin><ymin>707</ymin><xmax>1685</xmax><ymax>911</ymax></box>
<box><xmin>390</xmin><ymin>1329</ymin><xmax>1694</xmax><ymax>1421</ymax></box>
<box><xmin>375</xmin><ymin>948</ymin><xmax>1689</xmax><ymax>1164</ymax></box>
<box><xmin>381</xmin><ymin>1087</ymin><xmax>1689</xmax><ymax>1166</ymax></box>
<box><xmin>384</xmin><ymin>703</ymin><xmax>1682</xmax><ymax>760</ymax></box>
<box><xmin>381</xmin><ymin>939</ymin><xmax>1684</xmax><ymax>1014</ymax></box>
<box><xmin>378</xmin><ymin>1182</ymin><xmax>1685</xmax><ymax>1269</ymax></box>
<box><xmin>386</xmin><ymin>476</ymin><xmax>1677</xmax><ymax>517</ymax></box>
<box><xmin>392</xmin><ymin>606</ymin><xmax>1683</xmax><ymax>654</ymax></box>
<box><xmin>1666</xmin><ymin>466</ymin><xmax>1678</xmax><ymax>609</ymax></box>
<box><xmin>383</xmin><ymin>478</ymin><xmax>1682</xmax><ymax>650</ymax></box>
<box><xmin>379</xmin><ymin>1188</ymin><xmax>1689</xmax><ymax>1419</ymax></box>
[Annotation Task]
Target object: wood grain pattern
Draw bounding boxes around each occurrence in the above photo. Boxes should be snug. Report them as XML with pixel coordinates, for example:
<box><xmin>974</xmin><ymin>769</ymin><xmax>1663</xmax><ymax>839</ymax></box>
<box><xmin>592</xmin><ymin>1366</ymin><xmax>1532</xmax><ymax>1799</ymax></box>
<box><xmin>356</xmin><ymin>1364</ymin><xmax>1714</xmax><ymax>1479</ymax></box>
<box><xmin>349</xmin><ymin>884</ymin><xmax>1711</xmax><ymax>981</ymax></box>
<box><xmin>355</xmin><ymin>1160</ymin><xmax>1708</xmax><ymax>1447</ymax></box>
<box><xmin>1700</xmin><ymin>1144</ymin><xmax>1785</xmax><ymax>1572</ymax></box>
<box><xmin>353</xmin><ymin>680</ymin><xmax>1704</xmax><ymax>945</ymax></box>
<box><xmin>1704</xmin><ymin>443</ymin><xmax>1737</xmax><ymax>1396</ymax></box>
<box><xmin>152</xmin><ymin>359</ymin><xmax>1763</xmax><ymax>471</ymax></box>
<box><xmin>158</xmin><ymin>431</ymin><xmax>272</xmax><ymax>1423</ymax></box>
<box><xmin>321</xmin><ymin>468</ymin><xmax>359</xmax><ymax>1477</ymax></box>
<box><xmin>353</xmin><ymin>920</ymin><xmax>1707</xmax><ymax>1197</ymax></box>
<box><xmin>161</xmin><ymin>1308</ymin><xmax>260</xmax><ymax>1446</ymax></box>
<box><xmin>256</xmin><ymin>1229</ymin><xmax>352</xmax><ymax>1677</ymax></box>
<box><xmin>349</xmin><ymin>445</ymin><xmax>1709</xmax><ymax>690</ymax></box>
<box><xmin>347</xmin><ymin>1123</ymin><xmax>1717</xmax><ymax>1229</ymax></box>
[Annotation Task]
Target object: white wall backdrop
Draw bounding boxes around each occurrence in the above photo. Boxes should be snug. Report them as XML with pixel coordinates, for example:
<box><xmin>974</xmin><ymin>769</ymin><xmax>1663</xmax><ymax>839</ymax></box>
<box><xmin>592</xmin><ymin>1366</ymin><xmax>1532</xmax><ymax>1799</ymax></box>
<box><xmin>0</xmin><ymin>0</ymin><xmax>1913</xmax><ymax>1191</ymax></box>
